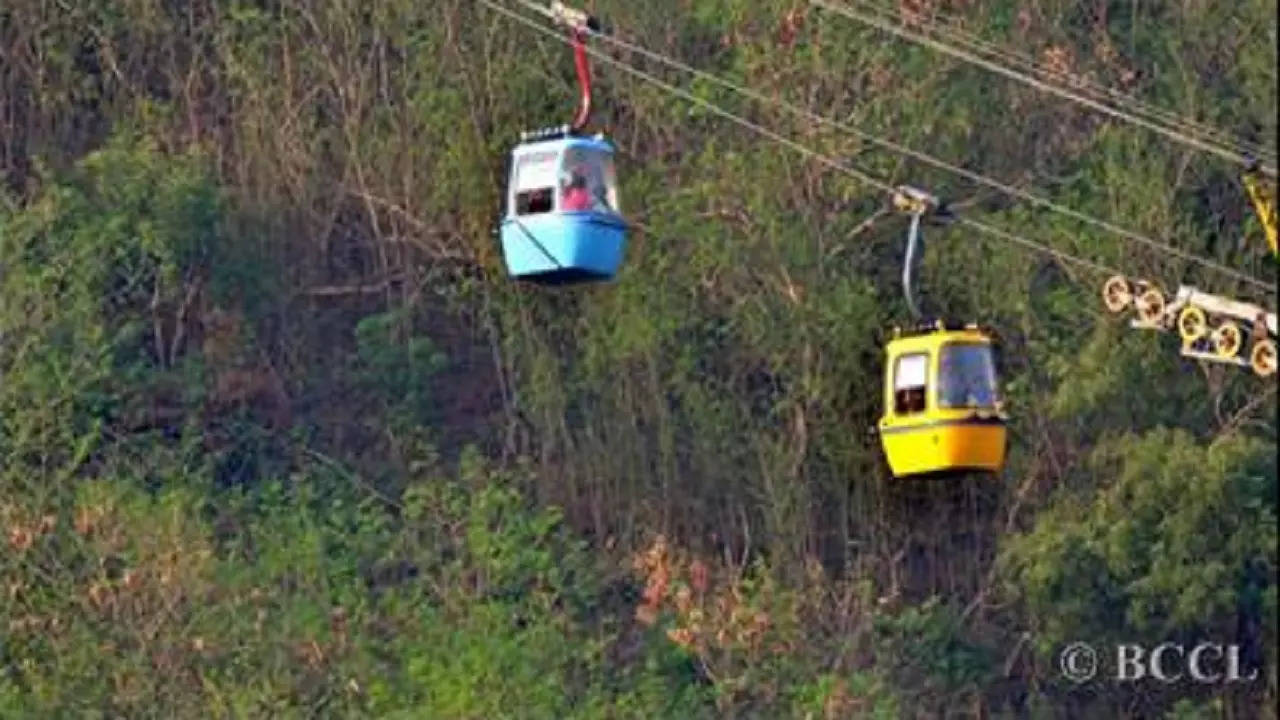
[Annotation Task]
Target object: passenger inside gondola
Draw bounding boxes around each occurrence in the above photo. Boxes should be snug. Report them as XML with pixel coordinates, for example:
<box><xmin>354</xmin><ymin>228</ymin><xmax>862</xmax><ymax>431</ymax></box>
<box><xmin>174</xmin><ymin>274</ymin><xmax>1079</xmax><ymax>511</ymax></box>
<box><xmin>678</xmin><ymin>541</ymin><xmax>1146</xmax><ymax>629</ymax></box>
<box><xmin>560</xmin><ymin>168</ymin><xmax>593</xmax><ymax>211</ymax></box>
<box><xmin>937</xmin><ymin>343</ymin><xmax>998</xmax><ymax>409</ymax></box>
<box><xmin>516</xmin><ymin>187</ymin><xmax>554</xmax><ymax>215</ymax></box>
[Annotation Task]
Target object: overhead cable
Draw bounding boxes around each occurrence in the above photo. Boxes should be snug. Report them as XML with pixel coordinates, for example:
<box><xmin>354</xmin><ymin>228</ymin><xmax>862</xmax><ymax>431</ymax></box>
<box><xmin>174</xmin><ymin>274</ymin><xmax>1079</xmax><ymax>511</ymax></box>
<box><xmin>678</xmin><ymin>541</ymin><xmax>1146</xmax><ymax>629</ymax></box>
<box><xmin>811</xmin><ymin>0</ymin><xmax>1279</xmax><ymax>178</ymax></box>
<box><xmin>498</xmin><ymin>0</ymin><xmax>1274</xmax><ymax>294</ymax></box>
<box><xmin>844</xmin><ymin>0</ymin><xmax>1277</xmax><ymax>164</ymax></box>
<box><xmin>482</xmin><ymin>0</ymin><xmax>1133</xmax><ymax>281</ymax></box>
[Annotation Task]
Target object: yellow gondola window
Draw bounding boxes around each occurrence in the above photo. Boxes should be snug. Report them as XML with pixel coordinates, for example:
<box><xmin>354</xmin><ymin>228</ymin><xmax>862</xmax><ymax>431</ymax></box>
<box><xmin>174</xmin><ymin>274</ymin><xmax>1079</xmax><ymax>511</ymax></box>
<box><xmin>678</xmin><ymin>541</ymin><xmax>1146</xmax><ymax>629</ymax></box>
<box><xmin>893</xmin><ymin>352</ymin><xmax>929</xmax><ymax>415</ymax></box>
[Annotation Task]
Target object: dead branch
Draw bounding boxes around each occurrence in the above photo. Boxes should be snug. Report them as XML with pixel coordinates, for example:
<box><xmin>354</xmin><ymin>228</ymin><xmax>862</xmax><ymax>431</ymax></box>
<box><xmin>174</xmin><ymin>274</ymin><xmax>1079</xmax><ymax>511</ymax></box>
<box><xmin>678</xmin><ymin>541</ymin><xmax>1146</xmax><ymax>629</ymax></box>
<box><xmin>301</xmin><ymin>273</ymin><xmax>407</xmax><ymax>297</ymax></box>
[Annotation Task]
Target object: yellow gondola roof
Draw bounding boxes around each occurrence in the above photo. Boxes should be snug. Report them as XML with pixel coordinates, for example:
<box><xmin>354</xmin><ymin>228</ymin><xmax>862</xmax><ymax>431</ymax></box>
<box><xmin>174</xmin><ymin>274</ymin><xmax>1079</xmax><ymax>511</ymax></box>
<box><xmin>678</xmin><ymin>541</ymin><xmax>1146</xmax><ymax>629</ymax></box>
<box><xmin>886</xmin><ymin>320</ymin><xmax>998</xmax><ymax>347</ymax></box>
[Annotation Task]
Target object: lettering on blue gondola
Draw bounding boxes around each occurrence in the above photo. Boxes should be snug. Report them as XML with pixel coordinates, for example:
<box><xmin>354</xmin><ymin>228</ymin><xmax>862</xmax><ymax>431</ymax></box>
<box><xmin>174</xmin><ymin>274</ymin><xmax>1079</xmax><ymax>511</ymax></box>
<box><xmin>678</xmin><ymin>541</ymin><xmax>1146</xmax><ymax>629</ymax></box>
<box><xmin>519</xmin><ymin>151</ymin><xmax>558</xmax><ymax>163</ymax></box>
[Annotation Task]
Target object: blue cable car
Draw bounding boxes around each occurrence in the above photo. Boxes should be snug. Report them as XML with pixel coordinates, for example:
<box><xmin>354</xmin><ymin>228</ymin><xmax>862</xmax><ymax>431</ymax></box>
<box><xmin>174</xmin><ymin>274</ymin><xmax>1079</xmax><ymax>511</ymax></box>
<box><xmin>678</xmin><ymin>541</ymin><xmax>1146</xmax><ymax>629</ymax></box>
<box><xmin>497</xmin><ymin>2</ymin><xmax>628</xmax><ymax>285</ymax></box>
<box><xmin>500</xmin><ymin>126</ymin><xmax>627</xmax><ymax>284</ymax></box>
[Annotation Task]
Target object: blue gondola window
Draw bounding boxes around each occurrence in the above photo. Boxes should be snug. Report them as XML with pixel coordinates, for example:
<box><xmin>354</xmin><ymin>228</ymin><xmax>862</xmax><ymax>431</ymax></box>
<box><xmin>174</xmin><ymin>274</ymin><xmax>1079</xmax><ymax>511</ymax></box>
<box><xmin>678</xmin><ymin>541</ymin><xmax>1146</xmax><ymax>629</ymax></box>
<box><xmin>511</xmin><ymin>149</ymin><xmax>559</xmax><ymax>216</ymax></box>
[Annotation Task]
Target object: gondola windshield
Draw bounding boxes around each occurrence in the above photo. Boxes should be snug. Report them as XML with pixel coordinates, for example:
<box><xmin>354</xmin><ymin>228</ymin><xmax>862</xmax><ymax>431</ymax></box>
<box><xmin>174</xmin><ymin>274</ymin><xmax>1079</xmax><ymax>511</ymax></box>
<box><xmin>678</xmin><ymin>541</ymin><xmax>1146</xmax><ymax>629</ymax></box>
<box><xmin>937</xmin><ymin>343</ymin><xmax>999</xmax><ymax>409</ymax></box>
<box><xmin>559</xmin><ymin>147</ymin><xmax>619</xmax><ymax>214</ymax></box>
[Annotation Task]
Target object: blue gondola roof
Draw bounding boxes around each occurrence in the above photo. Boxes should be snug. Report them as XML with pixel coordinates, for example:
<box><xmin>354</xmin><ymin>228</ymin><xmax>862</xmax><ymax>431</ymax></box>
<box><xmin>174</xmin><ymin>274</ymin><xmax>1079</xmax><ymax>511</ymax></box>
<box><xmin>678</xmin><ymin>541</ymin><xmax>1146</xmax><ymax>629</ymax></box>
<box><xmin>512</xmin><ymin>125</ymin><xmax>615</xmax><ymax>154</ymax></box>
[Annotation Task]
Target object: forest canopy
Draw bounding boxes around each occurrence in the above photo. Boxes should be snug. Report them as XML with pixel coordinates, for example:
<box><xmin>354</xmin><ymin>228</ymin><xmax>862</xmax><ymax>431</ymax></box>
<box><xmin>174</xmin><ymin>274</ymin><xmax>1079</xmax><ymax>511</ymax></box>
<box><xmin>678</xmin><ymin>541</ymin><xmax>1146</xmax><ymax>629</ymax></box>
<box><xmin>0</xmin><ymin>0</ymin><xmax>1276</xmax><ymax>716</ymax></box>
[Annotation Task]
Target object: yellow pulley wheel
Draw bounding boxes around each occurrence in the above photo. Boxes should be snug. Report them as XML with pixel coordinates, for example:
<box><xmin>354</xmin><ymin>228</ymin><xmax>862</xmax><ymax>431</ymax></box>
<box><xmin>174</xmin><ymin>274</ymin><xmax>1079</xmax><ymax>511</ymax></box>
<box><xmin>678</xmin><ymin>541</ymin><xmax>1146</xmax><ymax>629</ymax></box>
<box><xmin>1211</xmin><ymin>322</ymin><xmax>1243</xmax><ymax>359</ymax></box>
<box><xmin>1102</xmin><ymin>275</ymin><xmax>1132</xmax><ymax>314</ymax></box>
<box><xmin>1177</xmin><ymin>305</ymin><xmax>1208</xmax><ymax>344</ymax></box>
<box><xmin>1135</xmin><ymin>289</ymin><xmax>1165</xmax><ymax>325</ymax></box>
<box><xmin>1250</xmin><ymin>339</ymin><xmax>1276</xmax><ymax>377</ymax></box>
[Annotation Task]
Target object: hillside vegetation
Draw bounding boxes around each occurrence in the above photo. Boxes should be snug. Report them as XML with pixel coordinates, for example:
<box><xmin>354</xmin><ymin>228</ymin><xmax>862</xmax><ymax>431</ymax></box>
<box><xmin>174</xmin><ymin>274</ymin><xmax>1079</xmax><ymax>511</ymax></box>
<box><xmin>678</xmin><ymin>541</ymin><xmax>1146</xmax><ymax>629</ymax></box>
<box><xmin>1</xmin><ymin>0</ymin><xmax>1276</xmax><ymax>717</ymax></box>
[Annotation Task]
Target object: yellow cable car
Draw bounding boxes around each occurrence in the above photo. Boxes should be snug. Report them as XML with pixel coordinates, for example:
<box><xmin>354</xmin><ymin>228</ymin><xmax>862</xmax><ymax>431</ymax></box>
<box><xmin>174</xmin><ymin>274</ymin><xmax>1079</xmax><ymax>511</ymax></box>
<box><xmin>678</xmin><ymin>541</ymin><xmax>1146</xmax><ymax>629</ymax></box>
<box><xmin>877</xmin><ymin>321</ymin><xmax>1008</xmax><ymax>478</ymax></box>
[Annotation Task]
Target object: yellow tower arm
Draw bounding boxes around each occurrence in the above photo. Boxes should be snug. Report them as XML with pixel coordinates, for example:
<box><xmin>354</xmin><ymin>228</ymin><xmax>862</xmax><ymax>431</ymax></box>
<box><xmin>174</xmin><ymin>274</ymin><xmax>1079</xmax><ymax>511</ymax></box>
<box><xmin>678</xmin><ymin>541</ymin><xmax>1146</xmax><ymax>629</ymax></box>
<box><xmin>1242</xmin><ymin>167</ymin><xmax>1277</xmax><ymax>256</ymax></box>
